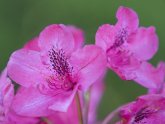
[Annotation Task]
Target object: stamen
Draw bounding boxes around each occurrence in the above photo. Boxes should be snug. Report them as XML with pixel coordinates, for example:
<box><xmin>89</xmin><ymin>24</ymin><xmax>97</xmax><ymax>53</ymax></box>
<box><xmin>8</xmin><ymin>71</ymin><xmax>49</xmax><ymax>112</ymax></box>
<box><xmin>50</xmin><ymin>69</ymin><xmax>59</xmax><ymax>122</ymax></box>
<box><xmin>47</xmin><ymin>47</ymin><xmax>75</xmax><ymax>91</ymax></box>
<box><xmin>48</xmin><ymin>47</ymin><xmax>73</xmax><ymax>78</ymax></box>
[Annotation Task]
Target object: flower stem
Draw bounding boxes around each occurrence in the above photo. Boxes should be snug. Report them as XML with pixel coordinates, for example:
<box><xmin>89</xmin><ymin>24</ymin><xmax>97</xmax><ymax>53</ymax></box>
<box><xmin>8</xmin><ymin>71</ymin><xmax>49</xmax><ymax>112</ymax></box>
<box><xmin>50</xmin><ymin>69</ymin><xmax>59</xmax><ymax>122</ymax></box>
<box><xmin>76</xmin><ymin>92</ymin><xmax>83</xmax><ymax>124</ymax></box>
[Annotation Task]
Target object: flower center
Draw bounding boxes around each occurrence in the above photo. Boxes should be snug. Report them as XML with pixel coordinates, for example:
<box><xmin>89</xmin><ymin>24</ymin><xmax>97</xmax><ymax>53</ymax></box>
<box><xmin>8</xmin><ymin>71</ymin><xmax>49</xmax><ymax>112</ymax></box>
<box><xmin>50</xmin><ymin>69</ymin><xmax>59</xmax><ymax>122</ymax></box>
<box><xmin>49</xmin><ymin>48</ymin><xmax>73</xmax><ymax>77</ymax></box>
<box><xmin>47</xmin><ymin>47</ymin><xmax>75</xmax><ymax>91</ymax></box>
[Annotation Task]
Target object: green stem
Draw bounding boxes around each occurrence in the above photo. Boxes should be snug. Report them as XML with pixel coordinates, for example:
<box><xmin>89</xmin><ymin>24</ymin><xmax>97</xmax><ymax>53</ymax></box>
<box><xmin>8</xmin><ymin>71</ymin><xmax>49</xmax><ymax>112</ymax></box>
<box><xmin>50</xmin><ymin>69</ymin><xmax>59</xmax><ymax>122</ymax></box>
<box><xmin>75</xmin><ymin>92</ymin><xmax>83</xmax><ymax>124</ymax></box>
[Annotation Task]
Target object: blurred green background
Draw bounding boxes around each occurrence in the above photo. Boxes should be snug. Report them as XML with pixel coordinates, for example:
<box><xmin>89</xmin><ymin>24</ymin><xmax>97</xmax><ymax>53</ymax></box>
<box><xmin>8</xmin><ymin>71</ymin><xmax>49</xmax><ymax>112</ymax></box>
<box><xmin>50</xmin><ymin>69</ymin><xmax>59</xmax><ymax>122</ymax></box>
<box><xmin>0</xmin><ymin>0</ymin><xmax>165</xmax><ymax>121</ymax></box>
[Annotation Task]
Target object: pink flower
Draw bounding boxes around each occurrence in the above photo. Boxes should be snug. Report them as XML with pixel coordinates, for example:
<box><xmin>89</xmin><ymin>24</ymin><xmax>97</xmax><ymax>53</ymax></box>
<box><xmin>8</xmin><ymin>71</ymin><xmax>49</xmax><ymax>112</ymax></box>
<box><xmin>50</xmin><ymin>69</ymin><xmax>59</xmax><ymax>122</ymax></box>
<box><xmin>95</xmin><ymin>6</ymin><xmax>158</xmax><ymax>88</ymax></box>
<box><xmin>117</xmin><ymin>94</ymin><xmax>165</xmax><ymax>124</ymax></box>
<box><xmin>7</xmin><ymin>24</ymin><xmax>106</xmax><ymax>117</ymax></box>
<box><xmin>0</xmin><ymin>69</ymin><xmax>39</xmax><ymax>124</ymax></box>
<box><xmin>44</xmin><ymin>79</ymin><xmax>104</xmax><ymax>124</ymax></box>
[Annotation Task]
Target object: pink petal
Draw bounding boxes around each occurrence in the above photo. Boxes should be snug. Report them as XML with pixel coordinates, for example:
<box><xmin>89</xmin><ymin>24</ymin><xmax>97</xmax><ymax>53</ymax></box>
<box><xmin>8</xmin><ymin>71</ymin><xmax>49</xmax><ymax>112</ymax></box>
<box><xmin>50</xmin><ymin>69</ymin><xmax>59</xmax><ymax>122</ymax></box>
<box><xmin>6</xmin><ymin>110</ymin><xmax>40</xmax><ymax>124</ymax></box>
<box><xmin>47</xmin><ymin>98</ymin><xmax>79</xmax><ymax>124</ymax></box>
<box><xmin>12</xmin><ymin>85</ymin><xmax>79</xmax><ymax>117</ymax></box>
<box><xmin>70</xmin><ymin>45</ymin><xmax>106</xmax><ymax>91</ymax></box>
<box><xmin>148</xmin><ymin>62</ymin><xmax>165</xmax><ymax>94</ymax></box>
<box><xmin>12</xmin><ymin>87</ymin><xmax>54</xmax><ymax>117</ymax></box>
<box><xmin>88</xmin><ymin>80</ymin><xmax>105</xmax><ymax>124</ymax></box>
<box><xmin>116</xmin><ymin>6</ymin><xmax>139</xmax><ymax>33</ymax></box>
<box><xmin>24</xmin><ymin>37</ymin><xmax>40</xmax><ymax>51</ymax></box>
<box><xmin>0</xmin><ymin>68</ymin><xmax>14</xmax><ymax>113</ymax></box>
<box><xmin>106</xmin><ymin>49</ymin><xmax>141</xmax><ymax>80</ymax></box>
<box><xmin>47</xmin><ymin>81</ymin><xmax>104</xmax><ymax>124</ymax></box>
<box><xmin>38</xmin><ymin>24</ymin><xmax>75</xmax><ymax>55</ymax></box>
<box><xmin>95</xmin><ymin>24</ymin><xmax>115</xmax><ymax>51</ymax></box>
<box><xmin>68</xmin><ymin>25</ymin><xmax>84</xmax><ymax>50</ymax></box>
<box><xmin>2</xmin><ymin>80</ymin><xmax>14</xmax><ymax>113</ymax></box>
<box><xmin>48</xmin><ymin>84</ymin><xmax>79</xmax><ymax>112</ymax></box>
<box><xmin>0</xmin><ymin>68</ymin><xmax>8</xmax><ymax>88</ymax></box>
<box><xmin>7</xmin><ymin>49</ymin><xmax>46</xmax><ymax>87</ymax></box>
<box><xmin>134</xmin><ymin>62</ymin><xmax>165</xmax><ymax>89</ymax></box>
<box><xmin>128</xmin><ymin>27</ymin><xmax>158</xmax><ymax>60</ymax></box>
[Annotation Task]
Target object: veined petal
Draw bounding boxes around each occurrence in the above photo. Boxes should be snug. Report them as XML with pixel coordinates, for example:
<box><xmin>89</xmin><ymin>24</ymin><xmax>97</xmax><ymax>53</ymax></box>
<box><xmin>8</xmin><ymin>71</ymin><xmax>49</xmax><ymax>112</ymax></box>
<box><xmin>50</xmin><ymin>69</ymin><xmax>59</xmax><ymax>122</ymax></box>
<box><xmin>107</xmin><ymin>49</ymin><xmax>141</xmax><ymax>80</ymax></box>
<box><xmin>88</xmin><ymin>80</ymin><xmax>105</xmax><ymax>124</ymax></box>
<box><xmin>48</xmin><ymin>84</ymin><xmax>79</xmax><ymax>112</ymax></box>
<box><xmin>68</xmin><ymin>25</ymin><xmax>84</xmax><ymax>50</ymax></box>
<box><xmin>95</xmin><ymin>24</ymin><xmax>115</xmax><ymax>51</ymax></box>
<box><xmin>128</xmin><ymin>27</ymin><xmax>158</xmax><ymax>60</ymax></box>
<box><xmin>116</xmin><ymin>6</ymin><xmax>139</xmax><ymax>33</ymax></box>
<box><xmin>2</xmin><ymin>80</ymin><xmax>14</xmax><ymax>113</ymax></box>
<box><xmin>7</xmin><ymin>49</ymin><xmax>46</xmax><ymax>87</ymax></box>
<box><xmin>0</xmin><ymin>68</ymin><xmax>8</xmax><ymax>88</ymax></box>
<box><xmin>47</xmin><ymin>97</ymin><xmax>79</xmax><ymax>124</ymax></box>
<box><xmin>148</xmin><ymin>62</ymin><xmax>165</xmax><ymax>94</ymax></box>
<box><xmin>46</xmin><ymin>81</ymin><xmax>105</xmax><ymax>124</ymax></box>
<box><xmin>38</xmin><ymin>24</ymin><xmax>75</xmax><ymax>55</ymax></box>
<box><xmin>6</xmin><ymin>110</ymin><xmax>40</xmax><ymax>124</ymax></box>
<box><xmin>12</xmin><ymin>84</ymin><xmax>79</xmax><ymax>117</ymax></box>
<box><xmin>134</xmin><ymin>62</ymin><xmax>165</xmax><ymax>89</ymax></box>
<box><xmin>0</xmin><ymin>68</ymin><xmax>14</xmax><ymax>114</ymax></box>
<box><xmin>70</xmin><ymin>45</ymin><xmax>106</xmax><ymax>91</ymax></box>
<box><xmin>12</xmin><ymin>87</ymin><xmax>54</xmax><ymax>117</ymax></box>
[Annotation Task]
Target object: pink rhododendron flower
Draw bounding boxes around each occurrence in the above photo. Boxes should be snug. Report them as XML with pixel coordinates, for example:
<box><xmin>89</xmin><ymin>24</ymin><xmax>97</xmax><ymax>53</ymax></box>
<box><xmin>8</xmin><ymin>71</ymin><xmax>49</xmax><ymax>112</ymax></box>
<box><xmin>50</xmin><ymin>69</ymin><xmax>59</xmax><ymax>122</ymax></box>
<box><xmin>7</xmin><ymin>24</ymin><xmax>106</xmax><ymax>117</ymax></box>
<box><xmin>95</xmin><ymin>6</ymin><xmax>158</xmax><ymax>88</ymax></box>
<box><xmin>0</xmin><ymin>69</ymin><xmax>39</xmax><ymax>124</ymax></box>
<box><xmin>117</xmin><ymin>94</ymin><xmax>165</xmax><ymax>124</ymax></box>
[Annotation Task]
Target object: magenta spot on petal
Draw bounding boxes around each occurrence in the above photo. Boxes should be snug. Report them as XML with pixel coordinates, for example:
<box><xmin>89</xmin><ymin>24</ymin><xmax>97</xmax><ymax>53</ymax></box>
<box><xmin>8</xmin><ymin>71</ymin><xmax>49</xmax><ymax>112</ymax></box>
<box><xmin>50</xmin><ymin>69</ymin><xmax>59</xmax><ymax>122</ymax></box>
<box><xmin>133</xmin><ymin>106</ymin><xmax>158</xmax><ymax>124</ymax></box>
